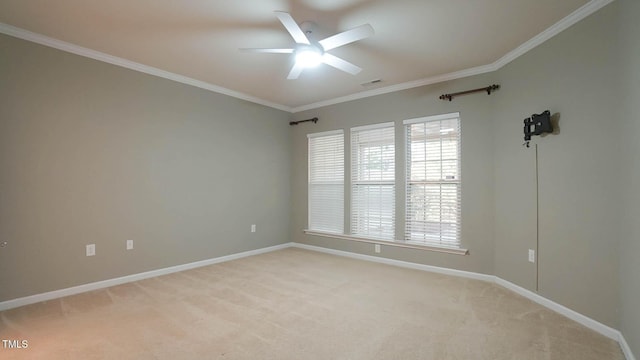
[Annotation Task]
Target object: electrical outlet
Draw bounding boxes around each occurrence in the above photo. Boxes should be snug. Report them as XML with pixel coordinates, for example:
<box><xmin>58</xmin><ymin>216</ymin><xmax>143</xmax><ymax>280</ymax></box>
<box><xmin>86</xmin><ymin>244</ymin><xmax>95</xmax><ymax>257</ymax></box>
<box><xmin>528</xmin><ymin>249</ymin><xmax>535</xmax><ymax>263</ymax></box>
<box><xmin>126</xmin><ymin>239</ymin><xmax>134</xmax><ymax>250</ymax></box>
<box><xmin>251</xmin><ymin>224</ymin><xmax>256</xmax><ymax>233</ymax></box>
<box><xmin>375</xmin><ymin>244</ymin><xmax>381</xmax><ymax>253</ymax></box>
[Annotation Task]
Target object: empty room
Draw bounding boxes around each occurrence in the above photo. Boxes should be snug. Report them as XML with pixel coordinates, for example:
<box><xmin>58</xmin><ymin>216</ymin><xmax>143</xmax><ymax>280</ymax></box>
<box><xmin>0</xmin><ymin>0</ymin><xmax>638</xmax><ymax>359</ymax></box>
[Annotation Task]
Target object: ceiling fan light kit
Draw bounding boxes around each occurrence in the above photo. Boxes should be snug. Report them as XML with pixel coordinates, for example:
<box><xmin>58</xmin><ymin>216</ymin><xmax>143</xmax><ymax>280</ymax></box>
<box><xmin>240</xmin><ymin>11</ymin><xmax>374</xmax><ymax>80</ymax></box>
<box><xmin>295</xmin><ymin>45</ymin><xmax>323</xmax><ymax>68</ymax></box>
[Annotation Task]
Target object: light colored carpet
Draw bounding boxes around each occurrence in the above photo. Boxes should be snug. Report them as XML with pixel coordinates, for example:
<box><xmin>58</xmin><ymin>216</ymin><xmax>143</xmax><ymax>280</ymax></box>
<box><xmin>0</xmin><ymin>248</ymin><xmax>624</xmax><ymax>359</ymax></box>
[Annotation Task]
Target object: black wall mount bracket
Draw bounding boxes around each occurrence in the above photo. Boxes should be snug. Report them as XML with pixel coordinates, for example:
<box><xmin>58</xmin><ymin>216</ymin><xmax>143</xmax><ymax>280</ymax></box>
<box><xmin>524</xmin><ymin>110</ymin><xmax>553</xmax><ymax>147</ymax></box>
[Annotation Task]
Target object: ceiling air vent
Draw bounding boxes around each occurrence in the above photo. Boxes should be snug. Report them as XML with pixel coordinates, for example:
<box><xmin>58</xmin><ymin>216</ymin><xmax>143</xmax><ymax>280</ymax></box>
<box><xmin>360</xmin><ymin>79</ymin><xmax>382</xmax><ymax>87</ymax></box>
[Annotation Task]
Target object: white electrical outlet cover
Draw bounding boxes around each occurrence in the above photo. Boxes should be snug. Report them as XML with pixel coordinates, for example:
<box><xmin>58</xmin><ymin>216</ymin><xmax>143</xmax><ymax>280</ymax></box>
<box><xmin>86</xmin><ymin>244</ymin><xmax>95</xmax><ymax>256</ymax></box>
<box><xmin>126</xmin><ymin>240</ymin><xmax>133</xmax><ymax>250</ymax></box>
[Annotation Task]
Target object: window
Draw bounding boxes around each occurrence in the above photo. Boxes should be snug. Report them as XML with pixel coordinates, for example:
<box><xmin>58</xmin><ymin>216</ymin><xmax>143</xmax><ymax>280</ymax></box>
<box><xmin>351</xmin><ymin>123</ymin><xmax>395</xmax><ymax>240</ymax></box>
<box><xmin>308</xmin><ymin>130</ymin><xmax>344</xmax><ymax>233</ymax></box>
<box><xmin>404</xmin><ymin>113</ymin><xmax>461</xmax><ymax>248</ymax></box>
<box><xmin>306</xmin><ymin>114</ymin><xmax>465</xmax><ymax>253</ymax></box>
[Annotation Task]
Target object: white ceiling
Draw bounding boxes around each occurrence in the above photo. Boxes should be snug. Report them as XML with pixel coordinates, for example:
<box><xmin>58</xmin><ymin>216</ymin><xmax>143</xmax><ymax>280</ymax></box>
<box><xmin>0</xmin><ymin>0</ymin><xmax>605</xmax><ymax>112</ymax></box>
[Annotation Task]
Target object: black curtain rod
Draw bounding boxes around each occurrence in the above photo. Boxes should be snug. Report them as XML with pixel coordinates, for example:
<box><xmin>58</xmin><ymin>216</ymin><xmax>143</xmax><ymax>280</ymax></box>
<box><xmin>289</xmin><ymin>117</ymin><xmax>318</xmax><ymax>126</ymax></box>
<box><xmin>439</xmin><ymin>84</ymin><xmax>500</xmax><ymax>101</ymax></box>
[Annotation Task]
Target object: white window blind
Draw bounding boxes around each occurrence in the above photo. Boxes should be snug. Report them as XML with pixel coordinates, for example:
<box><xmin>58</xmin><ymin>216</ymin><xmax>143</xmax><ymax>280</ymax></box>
<box><xmin>404</xmin><ymin>113</ymin><xmax>461</xmax><ymax>248</ymax></box>
<box><xmin>308</xmin><ymin>130</ymin><xmax>344</xmax><ymax>233</ymax></box>
<box><xmin>351</xmin><ymin>123</ymin><xmax>395</xmax><ymax>240</ymax></box>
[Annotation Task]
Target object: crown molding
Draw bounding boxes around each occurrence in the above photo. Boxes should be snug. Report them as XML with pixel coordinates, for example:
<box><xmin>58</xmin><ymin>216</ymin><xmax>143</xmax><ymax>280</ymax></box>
<box><xmin>493</xmin><ymin>0</ymin><xmax>616</xmax><ymax>69</ymax></box>
<box><xmin>0</xmin><ymin>22</ymin><xmax>292</xmax><ymax>113</ymax></box>
<box><xmin>290</xmin><ymin>63</ymin><xmax>498</xmax><ymax>113</ymax></box>
<box><xmin>0</xmin><ymin>0</ymin><xmax>615</xmax><ymax>114</ymax></box>
<box><xmin>291</xmin><ymin>0</ymin><xmax>616</xmax><ymax>113</ymax></box>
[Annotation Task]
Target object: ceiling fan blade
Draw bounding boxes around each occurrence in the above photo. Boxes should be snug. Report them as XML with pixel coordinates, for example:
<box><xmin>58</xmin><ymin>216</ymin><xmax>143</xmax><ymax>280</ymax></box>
<box><xmin>322</xmin><ymin>53</ymin><xmax>362</xmax><ymax>75</ymax></box>
<box><xmin>275</xmin><ymin>11</ymin><xmax>310</xmax><ymax>45</ymax></box>
<box><xmin>239</xmin><ymin>48</ymin><xmax>294</xmax><ymax>54</ymax></box>
<box><xmin>287</xmin><ymin>62</ymin><xmax>305</xmax><ymax>79</ymax></box>
<box><xmin>319</xmin><ymin>24</ymin><xmax>374</xmax><ymax>51</ymax></box>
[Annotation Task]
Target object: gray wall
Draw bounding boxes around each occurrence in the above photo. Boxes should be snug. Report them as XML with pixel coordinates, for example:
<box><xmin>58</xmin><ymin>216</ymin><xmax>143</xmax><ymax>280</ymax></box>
<box><xmin>290</xmin><ymin>0</ymin><xmax>629</xmax><ymax>337</ymax></box>
<box><xmin>291</xmin><ymin>72</ymin><xmax>497</xmax><ymax>275</ymax></box>
<box><xmin>619</xmin><ymin>0</ymin><xmax>640</xmax><ymax>355</ymax></box>
<box><xmin>0</xmin><ymin>34</ymin><xmax>291</xmax><ymax>302</ymax></box>
<box><xmin>493</xmin><ymin>3</ymin><xmax>621</xmax><ymax>328</ymax></box>
<box><xmin>1</xmin><ymin>1</ymin><xmax>638</xmax><ymax>356</ymax></box>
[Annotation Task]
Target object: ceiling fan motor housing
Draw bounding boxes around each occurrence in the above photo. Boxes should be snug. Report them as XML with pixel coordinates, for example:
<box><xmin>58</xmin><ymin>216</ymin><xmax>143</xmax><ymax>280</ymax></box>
<box><xmin>240</xmin><ymin>11</ymin><xmax>373</xmax><ymax>79</ymax></box>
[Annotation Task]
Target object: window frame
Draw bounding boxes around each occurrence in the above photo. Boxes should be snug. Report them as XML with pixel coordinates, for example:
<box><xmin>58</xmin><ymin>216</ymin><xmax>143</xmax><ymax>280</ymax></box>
<box><xmin>404</xmin><ymin>112</ymin><xmax>462</xmax><ymax>249</ymax></box>
<box><xmin>303</xmin><ymin>114</ymin><xmax>467</xmax><ymax>255</ymax></box>
<box><xmin>350</xmin><ymin>122</ymin><xmax>395</xmax><ymax>240</ymax></box>
<box><xmin>307</xmin><ymin>129</ymin><xmax>345</xmax><ymax>234</ymax></box>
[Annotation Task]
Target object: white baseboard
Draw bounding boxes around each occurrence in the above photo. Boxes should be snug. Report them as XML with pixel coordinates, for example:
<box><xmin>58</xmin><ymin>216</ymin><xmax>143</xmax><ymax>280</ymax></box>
<box><xmin>0</xmin><ymin>242</ymin><xmax>292</xmax><ymax>312</ymax></box>
<box><xmin>291</xmin><ymin>243</ymin><xmax>493</xmax><ymax>282</ymax></box>
<box><xmin>494</xmin><ymin>277</ymin><xmax>621</xmax><ymax>340</ymax></box>
<box><xmin>620</xmin><ymin>335</ymin><xmax>637</xmax><ymax>360</ymax></box>
<box><xmin>293</xmin><ymin>242</ymin><xmax>636</xmax><ymax>360</ymax></box>
<box><xmin>0</xmin><ymin>241</ymin><xmax>635</xmax><ymax>360</ymax></box>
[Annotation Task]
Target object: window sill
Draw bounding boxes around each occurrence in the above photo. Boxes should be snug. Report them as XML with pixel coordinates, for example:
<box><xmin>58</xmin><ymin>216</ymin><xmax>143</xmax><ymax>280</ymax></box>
<box><xmin>303</xmin><ymin>230</ymin><xmax>469</xmax><ymax>256</ymax></box>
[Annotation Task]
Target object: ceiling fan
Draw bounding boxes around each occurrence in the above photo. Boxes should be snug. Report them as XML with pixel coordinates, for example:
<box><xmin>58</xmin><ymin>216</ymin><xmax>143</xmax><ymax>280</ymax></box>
<box><xmin>240</xmin><ymin>11</ymin><xmax>374</xmax><ymax>80</ymax></box>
